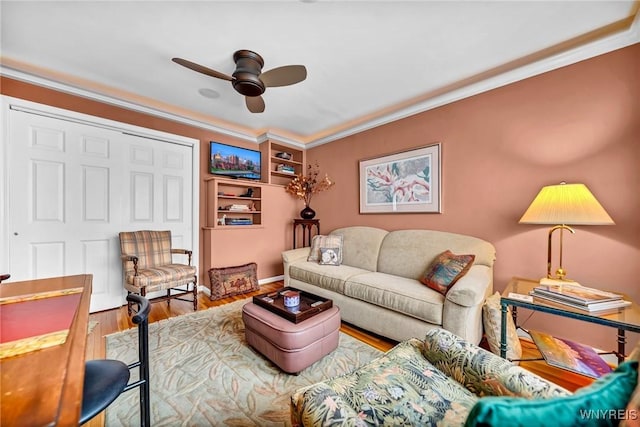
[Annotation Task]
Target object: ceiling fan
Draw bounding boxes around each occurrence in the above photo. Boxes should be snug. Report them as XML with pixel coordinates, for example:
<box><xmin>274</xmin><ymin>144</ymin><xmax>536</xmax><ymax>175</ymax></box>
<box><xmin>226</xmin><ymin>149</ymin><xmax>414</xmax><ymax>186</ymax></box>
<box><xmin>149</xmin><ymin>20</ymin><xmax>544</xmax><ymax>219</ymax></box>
<box><xmin>172</xmin><ymin>50</ymin><xmax>307</xmax><ymax>113</ymax></box>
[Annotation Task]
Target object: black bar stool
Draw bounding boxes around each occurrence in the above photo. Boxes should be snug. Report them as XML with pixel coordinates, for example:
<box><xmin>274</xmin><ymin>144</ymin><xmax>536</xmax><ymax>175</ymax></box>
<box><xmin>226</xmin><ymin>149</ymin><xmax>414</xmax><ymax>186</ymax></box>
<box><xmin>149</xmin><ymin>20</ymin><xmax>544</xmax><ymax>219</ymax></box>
<box><xmin>80</xmin><ymin>294</ymin><xmax>151</xmax><ymax>426</ymax></box>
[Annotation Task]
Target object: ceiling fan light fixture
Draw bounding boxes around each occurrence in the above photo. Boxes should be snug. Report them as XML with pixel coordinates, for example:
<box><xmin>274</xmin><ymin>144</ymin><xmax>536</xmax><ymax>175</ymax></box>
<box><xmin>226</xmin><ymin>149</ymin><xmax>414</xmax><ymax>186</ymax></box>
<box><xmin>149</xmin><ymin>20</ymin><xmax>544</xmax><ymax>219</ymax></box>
<box><xmin>172</xmin><ymin>49</ymin><xmax>306</xmax><ymax>113</ymax></box>
<box><xmin>232</xmin><ymin>49</ymin><xmax>266</xmax><ymax>96</ymax></box>
<box><xmin>232</xmin><ymin>75</ymin><xmax>266</xmax><ymax>97</ymax></box>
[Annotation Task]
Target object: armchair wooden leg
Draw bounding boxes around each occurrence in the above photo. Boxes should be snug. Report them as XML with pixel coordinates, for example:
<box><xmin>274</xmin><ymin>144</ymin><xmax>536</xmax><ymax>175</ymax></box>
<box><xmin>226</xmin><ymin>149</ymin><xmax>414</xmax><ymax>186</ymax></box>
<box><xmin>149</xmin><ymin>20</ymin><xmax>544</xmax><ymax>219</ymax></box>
<box><xmin>166</xmin><ymin>289</ymin><xmax>171</xmax><ymax>309</ymax></box>
<box><xmin>192</xmin><ymin>277</ymin><xmax>198</xmax><ymax>311</ymax></box>
<box><xmin>127</xmin><ymin>291</ymin><xmax>133</xmax><ymax>315</ymax></box>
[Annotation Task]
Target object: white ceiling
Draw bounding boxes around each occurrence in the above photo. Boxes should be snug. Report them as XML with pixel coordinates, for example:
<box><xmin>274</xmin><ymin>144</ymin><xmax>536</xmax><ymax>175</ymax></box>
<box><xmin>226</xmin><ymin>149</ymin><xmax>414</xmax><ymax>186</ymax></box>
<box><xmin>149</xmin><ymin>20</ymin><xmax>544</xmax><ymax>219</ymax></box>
<box><xmin>1</xmin><ymin>1</ymin><xmax>639</xmax><ymax>146</ymax></box>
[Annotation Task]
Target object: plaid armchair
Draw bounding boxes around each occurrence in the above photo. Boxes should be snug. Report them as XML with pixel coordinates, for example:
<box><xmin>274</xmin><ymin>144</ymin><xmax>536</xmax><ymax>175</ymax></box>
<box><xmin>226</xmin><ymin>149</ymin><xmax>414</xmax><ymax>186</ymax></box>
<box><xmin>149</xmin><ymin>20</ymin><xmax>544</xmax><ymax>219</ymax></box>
<box><xmin>119</xmin><ymin>230</ymin><xmax>197</xmax><ymax>314</ymax></box>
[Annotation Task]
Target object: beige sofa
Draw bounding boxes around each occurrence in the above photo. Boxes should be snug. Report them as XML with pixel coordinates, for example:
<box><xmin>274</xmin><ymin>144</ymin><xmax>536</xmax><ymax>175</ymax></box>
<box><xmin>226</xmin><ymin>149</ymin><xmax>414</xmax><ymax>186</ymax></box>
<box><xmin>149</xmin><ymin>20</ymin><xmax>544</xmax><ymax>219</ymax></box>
<box><xmin>282</xmin><ymin>226</ymin><xmax>496</xmax><ymax>344</ymax></box>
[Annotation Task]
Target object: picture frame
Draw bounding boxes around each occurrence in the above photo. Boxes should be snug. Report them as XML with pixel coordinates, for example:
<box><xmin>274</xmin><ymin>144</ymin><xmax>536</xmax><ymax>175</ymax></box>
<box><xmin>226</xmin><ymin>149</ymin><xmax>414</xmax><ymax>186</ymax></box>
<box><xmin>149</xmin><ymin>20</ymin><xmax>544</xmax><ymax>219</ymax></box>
<box><xmin>359</xmin><ymin>143</ymin><xmax>441</xmax><ymax>214</ymax></box>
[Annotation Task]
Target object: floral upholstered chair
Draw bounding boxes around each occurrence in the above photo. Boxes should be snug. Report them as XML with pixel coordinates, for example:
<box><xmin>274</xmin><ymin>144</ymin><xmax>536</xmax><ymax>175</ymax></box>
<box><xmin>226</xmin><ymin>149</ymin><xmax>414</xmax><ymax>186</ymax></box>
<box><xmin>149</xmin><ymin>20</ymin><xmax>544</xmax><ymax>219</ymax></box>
<box><xmin>291</xmin><ymin>328</ymin><xmax>569</xmax><ymax>426</ymax></box>
<box><xmin>291</xmin><ymin>328</ymin><xmax>640</xmax><ymax>427</ymax></box>
<box><xmin>119</xmin><ymin>230</ymin><xmax>197</xmax><ymax>314</ymax></box>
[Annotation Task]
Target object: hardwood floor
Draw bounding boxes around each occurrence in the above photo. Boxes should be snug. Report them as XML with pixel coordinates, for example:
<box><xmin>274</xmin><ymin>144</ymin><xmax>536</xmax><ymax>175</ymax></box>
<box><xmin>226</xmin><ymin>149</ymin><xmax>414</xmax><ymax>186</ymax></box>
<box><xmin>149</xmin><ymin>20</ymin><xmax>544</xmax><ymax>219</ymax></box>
<box><xmin>86</xmin><ymin>281</ymin><xmax>396</xmax><ymax>361</ymax></box>
<box><xmin>88</xmin><ymin>282</ymin><xmax>590</xmax><ymax>397</ymax></box>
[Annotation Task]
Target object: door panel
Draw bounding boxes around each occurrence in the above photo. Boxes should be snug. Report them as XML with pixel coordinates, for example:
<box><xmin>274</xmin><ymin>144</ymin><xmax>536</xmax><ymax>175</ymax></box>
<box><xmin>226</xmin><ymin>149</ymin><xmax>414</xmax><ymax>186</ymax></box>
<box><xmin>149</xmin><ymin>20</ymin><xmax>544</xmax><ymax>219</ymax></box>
<box><xmin>7</xmin><ymin>107</ymin><xmax>194</xmax><ymax>312</ymax></box>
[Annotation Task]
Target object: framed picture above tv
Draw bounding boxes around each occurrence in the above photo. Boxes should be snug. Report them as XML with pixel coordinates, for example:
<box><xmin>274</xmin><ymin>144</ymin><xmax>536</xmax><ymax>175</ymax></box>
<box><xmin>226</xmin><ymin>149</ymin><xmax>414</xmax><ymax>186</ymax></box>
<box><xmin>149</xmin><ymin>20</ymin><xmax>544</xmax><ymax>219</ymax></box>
<box><xmin>210</xmin><ymin>141</ymin><xmax>262</xmax><ymax>181</ymax></box>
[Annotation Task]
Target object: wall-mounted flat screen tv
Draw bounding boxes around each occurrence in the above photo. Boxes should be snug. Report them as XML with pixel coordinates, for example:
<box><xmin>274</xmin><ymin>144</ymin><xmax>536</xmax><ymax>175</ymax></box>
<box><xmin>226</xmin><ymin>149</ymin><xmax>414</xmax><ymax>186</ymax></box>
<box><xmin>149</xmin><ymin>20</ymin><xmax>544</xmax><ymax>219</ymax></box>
<box><xmin>209</xmin><ymin>141</ymin><xmax>261</xmax><ymax>181</ymax></box>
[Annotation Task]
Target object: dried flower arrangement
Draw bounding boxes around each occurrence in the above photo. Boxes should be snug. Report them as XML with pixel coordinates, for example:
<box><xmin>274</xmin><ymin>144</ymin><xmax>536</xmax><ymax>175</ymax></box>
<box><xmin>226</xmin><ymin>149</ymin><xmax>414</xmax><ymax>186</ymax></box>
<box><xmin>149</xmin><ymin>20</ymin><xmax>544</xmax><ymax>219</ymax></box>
<box><xmin>284</xmin><ymin>162</ymin><xmax>335</xmax><ymax>208</ymax></box>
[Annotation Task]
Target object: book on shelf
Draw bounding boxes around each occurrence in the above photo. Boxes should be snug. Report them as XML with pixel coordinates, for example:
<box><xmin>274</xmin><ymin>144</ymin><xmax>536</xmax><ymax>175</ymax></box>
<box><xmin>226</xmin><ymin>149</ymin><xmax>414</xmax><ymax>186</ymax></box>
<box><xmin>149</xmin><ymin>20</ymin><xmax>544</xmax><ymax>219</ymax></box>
<box><xmin>229</xmin><ymin>204</ymin><xmax>250</xmax><ymax>212</ymax></box>
<box><xmin>276</xmin><ymin>164</ymin><xmax>296</xmax><ymax>174</ymax></box>
<box><xmin>529</xmin><ymin>330</ymin><xmax>613</xmax><ymax>379</ymax></box>
<box><xmin>225</xmin><ymin>218</ymin><xmax>253</xmax><ymax>225</ymax></box>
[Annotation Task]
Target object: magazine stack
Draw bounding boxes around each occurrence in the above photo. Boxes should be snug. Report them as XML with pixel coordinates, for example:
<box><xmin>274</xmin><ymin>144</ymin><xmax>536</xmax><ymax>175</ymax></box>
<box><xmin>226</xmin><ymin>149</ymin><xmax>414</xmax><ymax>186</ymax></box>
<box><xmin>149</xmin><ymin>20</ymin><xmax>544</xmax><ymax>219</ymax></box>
<box><xmin>530</xmin><ymin>283</ymin><xmax>631</xmax><ymax>313</ymax></box>
<box><xmin>229</xmin><ymin>204</ymin><xmax>250</xmax><ymax>212</ymax></box>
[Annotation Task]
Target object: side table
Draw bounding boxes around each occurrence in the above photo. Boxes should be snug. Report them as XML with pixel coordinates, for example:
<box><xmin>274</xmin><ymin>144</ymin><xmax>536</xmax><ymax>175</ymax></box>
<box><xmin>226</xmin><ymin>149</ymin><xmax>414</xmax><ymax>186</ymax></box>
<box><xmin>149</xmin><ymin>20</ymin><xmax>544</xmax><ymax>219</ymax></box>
<box><xmin>500</xmin><ymin>277</ymin><xmax>640</xmax><ymax>363</ymax></box>
<box><xmin>293</xmin><ymin>219</ymin><xmax>320</xmax><ymax>248</ymax></box>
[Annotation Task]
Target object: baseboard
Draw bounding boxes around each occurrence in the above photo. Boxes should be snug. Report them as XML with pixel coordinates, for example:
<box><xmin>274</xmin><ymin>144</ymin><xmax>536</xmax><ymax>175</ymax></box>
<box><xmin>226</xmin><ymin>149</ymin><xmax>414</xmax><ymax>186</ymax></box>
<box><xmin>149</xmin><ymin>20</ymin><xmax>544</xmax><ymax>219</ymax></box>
<box><xmin>259</xmin><ymin>275</ymin><xmax>284</xmax><ymax>285</ymax></box>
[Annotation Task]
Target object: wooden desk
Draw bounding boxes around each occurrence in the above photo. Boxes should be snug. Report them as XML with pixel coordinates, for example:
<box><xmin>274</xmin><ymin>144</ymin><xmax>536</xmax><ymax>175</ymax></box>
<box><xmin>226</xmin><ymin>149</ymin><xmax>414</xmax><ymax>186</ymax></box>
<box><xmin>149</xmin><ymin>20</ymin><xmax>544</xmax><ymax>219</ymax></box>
<box><xmin>1</xmin><ymin>275</ymin><xmax>92</xmax><ymax>426</ymax></box>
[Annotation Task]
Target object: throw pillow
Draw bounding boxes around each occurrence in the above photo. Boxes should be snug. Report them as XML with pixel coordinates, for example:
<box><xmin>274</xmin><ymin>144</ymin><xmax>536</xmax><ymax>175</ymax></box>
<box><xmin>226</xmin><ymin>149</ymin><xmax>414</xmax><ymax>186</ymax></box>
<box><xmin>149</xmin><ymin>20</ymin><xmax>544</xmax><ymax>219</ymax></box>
<box><xmin>307</xmin><ymin>235</ymin><xmax>343</xmax><ymax>263</ymax></box>
<box><xmin>319</xmin><ymin>247</ymin><xmax>341</xmax><ymax>266</ymax></box>
<box><xmin>621</xmin><ymin>344</ymin><xmax>640</xmax><ymax>427</ymax></box>
<box><xmin>483</xmin><ymin>292</ymin><xmax>523</xmax><ymax>362</ymax></box>
<box><xmin>464</xmin><ymin>360</ymin><xmax>638</xmax><ymax>427</ymax></box>
<box><xmin>207</xmin><ymin>262</ymin><xmax>259</xmax><ymax>301</ymax></box>
<box><xmin>420</xmin><ymin>250</ymin><xmax>475</xmax><ymax>295</ymax></box>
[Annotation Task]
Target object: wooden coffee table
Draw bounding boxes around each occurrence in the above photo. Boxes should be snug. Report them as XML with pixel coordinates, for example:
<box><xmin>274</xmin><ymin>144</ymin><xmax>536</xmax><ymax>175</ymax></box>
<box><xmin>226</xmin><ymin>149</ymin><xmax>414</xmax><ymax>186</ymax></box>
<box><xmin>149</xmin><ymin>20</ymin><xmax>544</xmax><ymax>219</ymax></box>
<box><xmin>252</xmin><ymin>286</ymin><xmax>333</xmax><ymax>323</ymax></box>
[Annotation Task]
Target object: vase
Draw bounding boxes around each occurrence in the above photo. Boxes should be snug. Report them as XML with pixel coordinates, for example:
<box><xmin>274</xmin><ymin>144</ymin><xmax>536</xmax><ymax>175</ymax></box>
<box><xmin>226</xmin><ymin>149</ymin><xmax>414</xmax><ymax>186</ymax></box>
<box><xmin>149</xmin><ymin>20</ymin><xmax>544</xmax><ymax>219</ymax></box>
<box><xmin>300</xmin><ymin>205</ymin><xmax>316</xmax><ymax>220</ymax></box>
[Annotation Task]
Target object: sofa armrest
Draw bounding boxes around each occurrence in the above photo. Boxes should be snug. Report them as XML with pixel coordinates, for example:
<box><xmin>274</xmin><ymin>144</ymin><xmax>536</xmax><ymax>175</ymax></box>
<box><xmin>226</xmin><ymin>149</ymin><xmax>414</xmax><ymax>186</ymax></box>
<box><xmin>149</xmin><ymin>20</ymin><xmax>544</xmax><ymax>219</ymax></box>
<box><xmin>445</xmin><ymin>265</ymin><xmax>491</xmax><ymax>307</ymax></box>
<box><xmin>282</xmin><ymin>247</ymin><xmax>311</xmax><ymax>264</ymax></box>
<box><xmin>422</xmin><ymin>329</ymin><xmax>570</xmax><ymax>399</ymax></box>
<box><xmin>441</xmin><ymin>265</ymin><xmax>492</xmax><ymax>344</ymax></box>
<box><xmin>282</xmin><ymin>248</ymin><xmax>311</xmax><ymax>285</ymax></box>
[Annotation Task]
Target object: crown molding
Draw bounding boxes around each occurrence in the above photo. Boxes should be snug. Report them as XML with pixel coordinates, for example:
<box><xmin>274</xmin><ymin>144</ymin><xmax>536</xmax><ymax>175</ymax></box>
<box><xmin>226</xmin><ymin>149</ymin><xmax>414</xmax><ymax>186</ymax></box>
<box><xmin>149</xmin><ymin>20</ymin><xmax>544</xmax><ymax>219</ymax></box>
<box><xmin>0</xmin><ymin>65</ymin><xmax>261</xmax><ymax>144</ymax></box>
<box><xmin>2</xmin><ymin>12</ymin><xmax>638</xmax><ymax>151</ymax></box>
<box><xmin>307</xmin><ymin>15</ymin><xmax>640</xmax><ymax>148</ymax></box>
<box><xmin>256</xmin><ymin>132</ymin><xmax>307</xmax><ymax>149</ymax></box>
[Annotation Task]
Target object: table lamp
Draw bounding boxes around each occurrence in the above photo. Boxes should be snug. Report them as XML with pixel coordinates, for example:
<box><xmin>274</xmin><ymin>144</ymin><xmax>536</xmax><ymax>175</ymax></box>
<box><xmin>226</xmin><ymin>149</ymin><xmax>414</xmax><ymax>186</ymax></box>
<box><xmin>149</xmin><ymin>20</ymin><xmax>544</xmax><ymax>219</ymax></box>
<box><xmin>519</xmin><ymin>182</ymin><xmax>614</xmax><ymax>283</ymax></box>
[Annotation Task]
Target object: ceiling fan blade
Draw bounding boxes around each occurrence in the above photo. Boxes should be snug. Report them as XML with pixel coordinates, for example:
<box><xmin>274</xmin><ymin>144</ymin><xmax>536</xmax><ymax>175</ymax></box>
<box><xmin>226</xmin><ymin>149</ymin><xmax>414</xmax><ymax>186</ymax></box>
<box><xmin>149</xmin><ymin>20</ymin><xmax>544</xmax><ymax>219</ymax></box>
<box><xmin>261</xmin><ymin>65</ymin><xmax>307</xmax><ymax>87</ymax></box>
<box><xmin>171</xmin><ymin>57</ymin><xmax>233</xmax><ymax>82</ymax></box>
<box><xmin>246</xmin><ymin>96</ymin><xmax>265</xmax><ymax>113</ymax></box>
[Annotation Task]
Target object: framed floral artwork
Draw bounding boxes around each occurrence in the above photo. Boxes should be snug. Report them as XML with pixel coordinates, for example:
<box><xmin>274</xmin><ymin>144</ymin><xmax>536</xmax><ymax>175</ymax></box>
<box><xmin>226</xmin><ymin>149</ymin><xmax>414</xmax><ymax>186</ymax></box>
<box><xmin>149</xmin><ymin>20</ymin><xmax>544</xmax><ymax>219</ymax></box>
<box><xmin>359</xmin><ymin>143</ymin><xmax>441</xmax><ymax>214</ymax></box>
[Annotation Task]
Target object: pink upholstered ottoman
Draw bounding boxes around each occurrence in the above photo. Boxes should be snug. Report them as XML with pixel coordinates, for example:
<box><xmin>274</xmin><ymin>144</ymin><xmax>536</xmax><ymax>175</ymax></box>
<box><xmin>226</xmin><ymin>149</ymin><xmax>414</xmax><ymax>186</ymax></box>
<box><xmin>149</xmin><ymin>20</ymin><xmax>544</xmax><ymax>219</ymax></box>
<box><xmin>242</xmin><ymin>302</ymin><xmax>341</xmax><ymax>374</ymax></box>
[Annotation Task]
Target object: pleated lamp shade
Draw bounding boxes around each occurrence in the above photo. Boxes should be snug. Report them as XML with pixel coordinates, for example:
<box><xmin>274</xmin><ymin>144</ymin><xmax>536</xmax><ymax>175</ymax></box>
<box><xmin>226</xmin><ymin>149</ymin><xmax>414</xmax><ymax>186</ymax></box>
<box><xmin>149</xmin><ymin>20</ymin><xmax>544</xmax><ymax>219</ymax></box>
<box><xmin>519</xmin><ymin>183</ymin><xmax>614</xmax><ymax>226</ymax></box>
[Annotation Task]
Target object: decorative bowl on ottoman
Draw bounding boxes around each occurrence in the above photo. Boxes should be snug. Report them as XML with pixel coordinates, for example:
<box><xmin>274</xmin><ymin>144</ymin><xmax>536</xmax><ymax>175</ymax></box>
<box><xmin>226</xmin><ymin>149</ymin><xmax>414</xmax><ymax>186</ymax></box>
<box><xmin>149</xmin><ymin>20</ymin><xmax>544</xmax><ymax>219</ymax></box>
<box><xmin>282</xmin><ymin>290</ymin><xmax>300</xmax><ymax>307</ymax></box>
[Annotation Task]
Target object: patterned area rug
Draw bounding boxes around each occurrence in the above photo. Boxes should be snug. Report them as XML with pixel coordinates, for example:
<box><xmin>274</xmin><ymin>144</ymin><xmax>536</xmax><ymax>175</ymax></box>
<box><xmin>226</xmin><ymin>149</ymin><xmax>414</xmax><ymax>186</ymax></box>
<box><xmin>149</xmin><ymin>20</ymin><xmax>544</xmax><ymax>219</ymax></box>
<box><xmin>87</xmin><ymin>320</ymin><xmax>99</xmax><ymax>335</ymax></box>
<box><xmin>105</xmin><ymin>299</ymin><xmax>383</xmax><ymax>426</ymax></box>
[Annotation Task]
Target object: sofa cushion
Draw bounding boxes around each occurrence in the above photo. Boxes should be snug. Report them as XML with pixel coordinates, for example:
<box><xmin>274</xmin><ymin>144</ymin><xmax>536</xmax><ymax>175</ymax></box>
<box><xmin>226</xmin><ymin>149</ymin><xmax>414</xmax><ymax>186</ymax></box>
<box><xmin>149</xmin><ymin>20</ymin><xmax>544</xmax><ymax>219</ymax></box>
<box><xmin>482</xmin><ymin>292</ymin><xmax>522</xmax><ymax>361</ymax></box>
<box><xmin>307</xmin><ymin>235</ymin><xmax>343</xmax><ymax>263</ymax></box>
<box><xmin>318</xmin><ymin>247</ymin><xmax>341</xmax><ymax>265</ymax></box>
<box><xmin>621</xmin><ymin>343</ymin><xmax>640</xmax><ymax>427</ymax></box>
<box><xmin>464</xmin><ymin>361</ymin><xmax>638</xmax><ymax>427</ymax></box>
<box><xmin>290</xmin><ymin>339</ymin><xmax>478</xmax><ymax>426</ymax></box>
<box><xmin>329</xmin><ymin>226</ymin><xmax>388</xmax><ymax>271</ymax></box>
<box><xmin>344</xmin><ymin>272</ymin><xmax>444</xmax><ymax>324</ymax></box>
<box><xmin>289</xmin><ymin>262</ymin><xmax>371</xmax><ymax>295</ymax></box>
<box><xmin>421</xmin><ymin>250</ymin><xmax>475</xmax><ymax>295</ymax></box>
<box><xmin>377</xmin><ymin>230</ymin><xmax>496</xmax><ymax>280</ymax></box>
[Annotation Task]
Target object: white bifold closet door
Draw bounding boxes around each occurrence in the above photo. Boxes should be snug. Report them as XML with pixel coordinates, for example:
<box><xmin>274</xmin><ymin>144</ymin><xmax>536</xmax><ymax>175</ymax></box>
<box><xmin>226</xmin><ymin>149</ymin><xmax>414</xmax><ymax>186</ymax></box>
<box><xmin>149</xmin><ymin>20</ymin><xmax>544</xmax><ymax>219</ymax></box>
<box><xmin>6</xmin><ymin>106</ymin><xmax>194</xmax><ymax>312</ymax></box>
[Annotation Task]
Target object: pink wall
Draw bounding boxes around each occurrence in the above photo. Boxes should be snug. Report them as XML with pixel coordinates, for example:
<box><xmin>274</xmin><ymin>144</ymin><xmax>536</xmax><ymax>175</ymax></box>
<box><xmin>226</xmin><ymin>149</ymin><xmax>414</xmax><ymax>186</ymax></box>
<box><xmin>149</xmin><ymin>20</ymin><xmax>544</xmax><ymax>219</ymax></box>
<box><xmin>307</xmin><ymin>44</ymin><xmax>640</xmax><ymax>350</ymax></box>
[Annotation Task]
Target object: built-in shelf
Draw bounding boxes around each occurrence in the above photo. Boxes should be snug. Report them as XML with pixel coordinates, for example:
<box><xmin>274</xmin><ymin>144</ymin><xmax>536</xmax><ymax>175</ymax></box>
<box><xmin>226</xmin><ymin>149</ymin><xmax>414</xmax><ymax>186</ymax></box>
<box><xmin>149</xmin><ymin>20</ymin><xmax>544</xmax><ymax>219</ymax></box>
<box><xmin>203</xmin><ymin>224</ymin><xmax>264</xmax><ymax>230</ymax></box>
<box><xmin>271</xmin><ymin>170</ymin><xmax>298</xmax><ymax>179</ymax></box>
<box><xmin>260</xmin><ymin>140</ymin><xmax>305</xmax><ymax>186</ymax></box>
<box><xmin>270</xmin><ymin>156</ymin><xmax>302</xmax><ymax>167</ymax></box>
<box><xmin>205</xmin><ymin>177</ymin><xmax>262</xmax><ymax>228</ymax></box>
